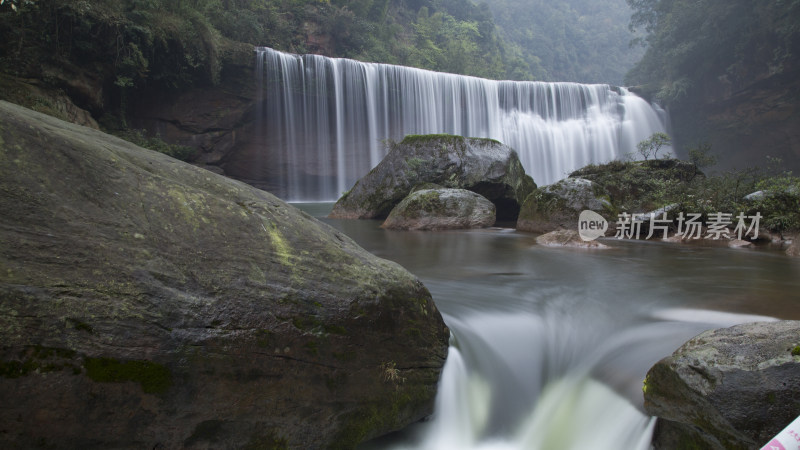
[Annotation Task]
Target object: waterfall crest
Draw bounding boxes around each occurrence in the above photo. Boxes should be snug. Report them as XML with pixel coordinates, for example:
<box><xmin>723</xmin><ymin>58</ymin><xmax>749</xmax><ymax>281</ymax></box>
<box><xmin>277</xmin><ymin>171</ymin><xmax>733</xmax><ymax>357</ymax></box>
<box><xmin>256</xmin><ymin>47</ymin><xmax>668</xmax><ymax>201</ymax></box>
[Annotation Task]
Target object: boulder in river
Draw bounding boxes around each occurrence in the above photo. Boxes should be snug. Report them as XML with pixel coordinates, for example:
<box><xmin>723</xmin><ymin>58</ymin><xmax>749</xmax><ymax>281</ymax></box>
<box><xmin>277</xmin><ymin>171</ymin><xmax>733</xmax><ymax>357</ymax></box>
<box><xmin>329</xmin><ymin>134</ymin><xmax>536</xmax><ymax>221</ymax></box>
<box><xmin>535</xmin><ymin>229</ymin><xmax>609</xmax><ymax>249</ymax></box>
<box><xmin>0</xmin><ymin>101</ymin><xmax>449</xmax><ymax>449</ymax></box>
<box><xmin>567</xmin><ymin>158</ymin><xmax>703</xmax><ymax>217</ymax></box>
<box><xmin>643</xmin><ymin>320</ymin><xmax>800</xmax><ymax>449</ymax></box>
<box><xmin>517</xmin><ymin>177</ymin><xmax>611</xmax><ymax>233</ymax></box>
<box><xmin>382</xmin><ymin>188</ymin><xmax>496</xmax><ymax>230</ymax></box>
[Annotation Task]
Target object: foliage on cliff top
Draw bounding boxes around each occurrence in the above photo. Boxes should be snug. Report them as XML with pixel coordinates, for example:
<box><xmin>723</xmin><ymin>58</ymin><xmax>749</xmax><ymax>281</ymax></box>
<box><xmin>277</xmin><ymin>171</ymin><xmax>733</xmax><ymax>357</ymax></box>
<box><xmin>625</xmin><ymin>0</ymin><xmax>800</xmax><ymax>105</ymax></box>
<box><xmin>0</xmin><ymin>0</ymin><xmax>527</xmax><ymax>95</ymax></box>
<box><xmin>483</xmin><ymin>0</ymin><xmax>644</xmax><ymax>84</ymax></box>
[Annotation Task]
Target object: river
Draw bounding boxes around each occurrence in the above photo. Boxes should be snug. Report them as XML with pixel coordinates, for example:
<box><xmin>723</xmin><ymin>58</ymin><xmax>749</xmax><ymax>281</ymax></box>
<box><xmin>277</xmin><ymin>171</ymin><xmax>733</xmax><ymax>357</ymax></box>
<box><xmin>296</xmin><ymin>202</ymin><xmax>800</xmax><ymax>449</ymax></box>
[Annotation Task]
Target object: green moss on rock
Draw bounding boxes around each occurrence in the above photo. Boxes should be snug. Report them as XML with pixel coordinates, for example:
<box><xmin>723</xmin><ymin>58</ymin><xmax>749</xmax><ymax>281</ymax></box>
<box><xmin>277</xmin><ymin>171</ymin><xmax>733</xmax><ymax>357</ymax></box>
<box><xmin>331</xmin><ymin>133</ymin><xmax>533</xmax><ymax>220</ymax></box>
<box><xmin>0</xmin><ymin>346</ymin><xmax>79</xmax><ymax>379</ymax></box>
<box><xmin>84</xmin><ymin>357</ymin><xmax>172</xmax><ymax>395</ymax></box>
<box><xmin>242</xmin><ymin>431</ymin><xmax>289</xmax><ymax>450</ymax></box>
<box><xmin>0</xmin><ymin>359</ymin><xmax>40</xmax><ymax>379</ymax></box>
<box><xmin>400</xmin><ymin>134</ymin><xmax>465</xmax><ymax>146</ymax></box>
<box><xmin>0</xmin><ymin>101</ymin><xmax>448</xmax><ymax>449</ymax></box>
<box><xmin>328</xmin><ymin>384</ymin><xmax>432</xmax><ymax>450</ymax></box>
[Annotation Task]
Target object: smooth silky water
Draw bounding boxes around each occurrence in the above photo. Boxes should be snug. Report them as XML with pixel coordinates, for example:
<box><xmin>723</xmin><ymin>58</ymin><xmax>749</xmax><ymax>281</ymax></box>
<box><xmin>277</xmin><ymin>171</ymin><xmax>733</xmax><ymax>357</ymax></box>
<box><xmin>295</xmin><ymin>202</ymin><xmax>800</xmax><ymax>450</ymax></box>
<box><xmin>256</xmin><ymin>47</ymin><xmax>667</xmax><ymax>201</ymax></box>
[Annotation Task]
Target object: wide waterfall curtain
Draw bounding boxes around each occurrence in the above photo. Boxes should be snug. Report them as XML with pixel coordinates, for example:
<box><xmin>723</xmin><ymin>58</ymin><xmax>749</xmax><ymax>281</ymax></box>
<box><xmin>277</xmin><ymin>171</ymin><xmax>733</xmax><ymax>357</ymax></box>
<box><xmin>256</xmin><ymin>47</ymin><xmax>668</xmax><ymax>202</ymax></box>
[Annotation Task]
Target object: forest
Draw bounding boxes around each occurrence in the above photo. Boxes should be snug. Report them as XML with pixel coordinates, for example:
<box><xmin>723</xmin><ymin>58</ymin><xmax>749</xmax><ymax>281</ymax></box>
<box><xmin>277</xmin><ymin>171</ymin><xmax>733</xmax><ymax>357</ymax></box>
<box><xmin>624</xmin><ymin>0</ymin><xmax>800</xmax><ymax>172</ymax></box>
<box><xmin>0</xmin><ymin>0</ymin><xmax>641</xmax><ymax>96</ymax></box>
<box><xmin>626</xmin><ymin>0</ymin><xmax>800</xmax><ymax>105</ymax></box>
<box><xmin>484</xmin><ymin>0</ymin><xmax>642</xmax><ymax>85</ymax></box>
<box><xmin>1</xmin><ymin>0</ymin><xmax>798</xmax><ymax>168</ymax></box>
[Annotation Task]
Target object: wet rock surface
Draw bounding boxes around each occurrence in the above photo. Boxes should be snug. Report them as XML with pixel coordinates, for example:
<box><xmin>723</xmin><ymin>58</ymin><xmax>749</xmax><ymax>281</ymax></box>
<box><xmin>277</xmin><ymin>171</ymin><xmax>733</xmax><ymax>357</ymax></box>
<box><xmin>0</xmin><ymin>101</ymin><xmax>449</xmax><ymax>449</ymax></box>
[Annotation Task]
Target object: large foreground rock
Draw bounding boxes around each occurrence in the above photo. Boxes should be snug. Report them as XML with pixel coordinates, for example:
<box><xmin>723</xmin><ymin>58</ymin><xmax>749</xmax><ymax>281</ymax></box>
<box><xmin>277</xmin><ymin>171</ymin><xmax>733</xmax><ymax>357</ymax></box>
<box><xmin>382</xmin><ymin>188</ymin><xmax>496</xmax><ymax>230</ymax></box>
<box><xmin>644</xmin><ymin>321</ymin><xmax>800</xmax><ymax>449</ymax></box>
<box><xmin>329</xmin><ymin>134</ymin><xmax>536</xmax><ymax>221</ymax></box>
<box><xmin>0</xmin><ymin>101</ymin><xmax>449</xmax><ymax>449</ymax></box>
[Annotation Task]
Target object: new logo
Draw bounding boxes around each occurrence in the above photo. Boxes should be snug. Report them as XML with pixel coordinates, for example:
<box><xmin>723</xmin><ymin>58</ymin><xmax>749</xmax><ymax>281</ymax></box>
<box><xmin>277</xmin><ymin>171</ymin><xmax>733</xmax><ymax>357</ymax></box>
<box><xmin>578</xmin><ymin>210</ymin><xmax>608</xmax><ymax>241</ymax></box>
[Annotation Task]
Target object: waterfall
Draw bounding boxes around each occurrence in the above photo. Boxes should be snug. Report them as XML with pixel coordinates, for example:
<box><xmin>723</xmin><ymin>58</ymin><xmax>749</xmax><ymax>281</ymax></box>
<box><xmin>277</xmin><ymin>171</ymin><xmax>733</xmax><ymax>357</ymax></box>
<box><xmin>255</xmin><ymin>47</ymin><xmax>668</xmax><ymax>202</ymax></box>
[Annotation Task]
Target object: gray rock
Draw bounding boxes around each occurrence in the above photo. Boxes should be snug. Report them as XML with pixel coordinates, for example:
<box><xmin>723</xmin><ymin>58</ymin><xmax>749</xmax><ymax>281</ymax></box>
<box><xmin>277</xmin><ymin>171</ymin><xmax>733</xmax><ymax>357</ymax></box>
<box><xmin>644</xmin><ymin>321</ymin><xmax>800</xmax><ymax>450</ymax></box>
<box><xmin>329</xmin><ymin>135</ymin><xmax>536</xmax><ymax>221</ymax></box>
<box><xmin>744</xmin><ymin>190</ymin><xmax>767</xmax><ymax>201</ymax></box>
<box><xmin>0</xmin><ymin>101</ymin><xmax>449</xmax><ymax>449</ymax></box>
<box><xmin>633</xmin><ymin>203</ymin><xmax>679</xmax><ymax>223</ymax></box>
<box><xmin>543</xmin><ymin>177</ymin><xmax>610</xmax><ymax>211</ymax></box>
<box><xmin>382</xmin><ymin>189</ymin><xmax>496</xmax><ymax>230</ymax></box>
<box><xmin>516</xmin><ymin>177</ymin><xmax>611</xmax><ymax>233</ymax></box>
<box><xmin>535</xmin><ymin>229</ymin><xmax>609</xmax><ymax>249</ymax></box>
<box><xmin>410</xmin><ymin>182</ymin><xmax>444</xmax><ymax>193</ymax></box>
<box><xmin>745</xmin><ymin>186</ymin><xmax>800</xmax><ymax>202</ymax></box>
<box><xmin>728</xmin><ymin>239</ymin><xmax>754</xmax><ymax>248</ymax></box>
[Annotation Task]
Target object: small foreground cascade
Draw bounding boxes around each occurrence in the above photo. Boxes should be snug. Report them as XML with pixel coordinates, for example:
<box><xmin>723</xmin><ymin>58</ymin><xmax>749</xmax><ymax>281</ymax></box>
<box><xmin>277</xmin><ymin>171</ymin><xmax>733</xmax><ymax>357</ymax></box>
<box><xmin>255</xmin><ymin>47</ymin><xmax>668</xmax><ymax>201</ymax></box>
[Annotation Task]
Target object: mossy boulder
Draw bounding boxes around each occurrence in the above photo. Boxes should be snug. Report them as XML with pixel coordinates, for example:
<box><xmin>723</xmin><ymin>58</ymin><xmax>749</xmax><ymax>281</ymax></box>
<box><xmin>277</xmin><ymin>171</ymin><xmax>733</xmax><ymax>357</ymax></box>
<box><xmin>516</xmin><ymin>177</ymin><xmax>611</xmax><ymax>233</ymax></box>
<box><xmin>382</xmin><ymin>188</ymin><xmax>496</xmax><ymax>230</ymax></box>
<box><xmin>329</xmin><ymin>134</ymin><xmax>536</xmax><ymax>221</ymax></box>
<box><xmin>644</xmin><ymin>321</ymin><xmax>800</xmax><ymax>449</ymax></box>
<box><xmin>518</xmin><ymin>159</ymin><xmax>706</xmax><ymax>235</ymax></box>
<box><xmin>0</xmin><ymin>101</ymin><xmax>449</xmax><ymax>449</ymax></box>
<box><xmin>569</xmin><ymin>159</ymin><xmax>703</xmax><ymax>213</ymax></box>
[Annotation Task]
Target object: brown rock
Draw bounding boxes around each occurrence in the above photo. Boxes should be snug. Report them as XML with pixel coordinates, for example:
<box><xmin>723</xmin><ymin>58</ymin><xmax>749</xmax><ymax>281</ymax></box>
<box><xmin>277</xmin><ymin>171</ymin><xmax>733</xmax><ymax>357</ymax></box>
<box><xmin>787</xmin><ymin>240</ymin><xmax>800</xmax><ymax>256</ymax></box>
<box><xmin>535</xmin><ymin>229</ymin><xmax>609</xmax><ymax>249</ymax></box>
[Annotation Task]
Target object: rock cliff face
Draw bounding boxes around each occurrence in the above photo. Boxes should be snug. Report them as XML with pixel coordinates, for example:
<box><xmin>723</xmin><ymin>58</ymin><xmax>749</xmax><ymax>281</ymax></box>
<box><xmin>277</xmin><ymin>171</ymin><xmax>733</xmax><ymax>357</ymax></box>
<box><xmin>329</xmin><ymin>135</ymin><xmax>536</xmax><ymax>221</ymax></box>
<box><xmin>0</xmin><ymin>101</ymin><xmax>449</xmax><ymax>449</ymax></box>
<box><xmin>668</xmin><ymin>66</ymin><xmax>800</xmax><ymax>174</ymax></box>
<box><xmin>128</xmin><ymin>42</ymin><xmax>259</xmax><ymax>172</ymax></box>
<box><xmin>643</xmin><ymin>321</ymin><xmax>800</xmax><ymax>450</ymax></box>
<box><xmin>0</xmin><ymin>73</ymin><xmax>100</xmax><ymax>130</ymax></box>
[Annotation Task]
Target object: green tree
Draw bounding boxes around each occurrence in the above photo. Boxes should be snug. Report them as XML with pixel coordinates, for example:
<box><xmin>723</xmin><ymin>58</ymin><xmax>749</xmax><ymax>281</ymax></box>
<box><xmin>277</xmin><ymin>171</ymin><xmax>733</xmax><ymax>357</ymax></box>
<box><xmin>637</xmin><ymin>132</ymin><xmax>671</xmax><ymax>160</ymax></box>
<box><xmin>687</xmin><ymin>142</ymin><xmax>717</xmax><ymax>170</ymax></box>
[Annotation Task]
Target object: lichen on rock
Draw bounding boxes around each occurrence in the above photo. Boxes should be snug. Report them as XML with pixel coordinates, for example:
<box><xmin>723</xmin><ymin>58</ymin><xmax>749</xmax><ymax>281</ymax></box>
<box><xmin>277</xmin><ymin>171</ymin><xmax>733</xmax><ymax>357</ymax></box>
<box><xmin>382</xmin><ymin>188</ymin><xmax>496</xmax><ymax>230</ymax></box>
<box><xmin>329</xmin><ymin>134</ymin><xmax>535</xmax><ymax>221</ymax></box>
<box><xmin>517</xmin><ymin>177</ymin><xmax>611</xmax><ymax>233</ymax></box>
<box><xmin>644</xmin><ymin>320</ymin><xmax>800</xmax><ymax>449</ymax></box>
<box><xmin>0</xmin><ymin>101</ymin><xmax>449</xmax><ymax>449</ymax></box>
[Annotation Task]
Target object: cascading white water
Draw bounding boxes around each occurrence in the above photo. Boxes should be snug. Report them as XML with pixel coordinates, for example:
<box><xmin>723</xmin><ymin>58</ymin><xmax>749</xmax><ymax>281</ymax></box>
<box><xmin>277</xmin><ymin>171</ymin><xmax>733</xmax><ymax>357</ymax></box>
<box><xmin>300</xmin><ymin>205</ymin><xmax>796</xmax><ymax>450</ymax></box>
<box><xmin>255</xmin><ymin>47</ymin><xmax>669</xmax><ymax>201</ymax></box>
